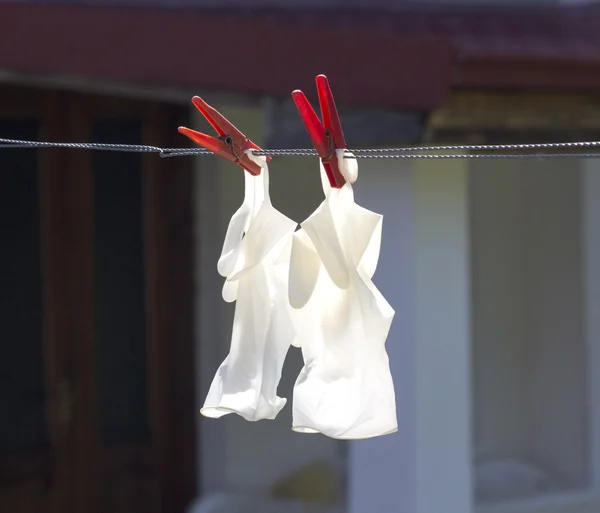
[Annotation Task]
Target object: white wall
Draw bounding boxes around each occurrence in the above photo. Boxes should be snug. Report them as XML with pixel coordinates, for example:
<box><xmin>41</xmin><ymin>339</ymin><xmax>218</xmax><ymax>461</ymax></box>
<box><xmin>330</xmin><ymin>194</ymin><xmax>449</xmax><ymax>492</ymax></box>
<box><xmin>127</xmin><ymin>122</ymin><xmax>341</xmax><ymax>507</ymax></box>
<box><xmin>470</xmin><ymin>158</ymin><xmax>588</xmax><ymax>500</ymax></box>
<box><xmin>191</xmin><ymin>99</ymin><xmax>600</xmax><ymax>513</ymax></box>
<box><xmin>348</xmin><ymin>154</ymin><xmax>473</xmax><ymax>513</ymax></box>
<box><xmin>347</xmin><ymin>152</ymin><xmax>598</xmax><ymax>513</ymax></box>
<box><xmin>583</xmin><ymin>158</ymin><xmax>600</xmax><ymax>497</ymax></box>
<box><xmin>470</xmin><ymin>160</ymin><xmax>532</xmax><ymax>462</ymax></box>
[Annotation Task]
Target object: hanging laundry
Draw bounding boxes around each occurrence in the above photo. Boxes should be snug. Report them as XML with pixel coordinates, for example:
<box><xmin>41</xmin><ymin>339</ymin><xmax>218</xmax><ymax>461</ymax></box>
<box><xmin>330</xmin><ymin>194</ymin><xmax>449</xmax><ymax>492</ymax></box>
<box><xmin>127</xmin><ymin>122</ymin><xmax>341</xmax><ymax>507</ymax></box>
<box><xmin>178</xmin><ymin>98</ymin><xmax>297</xmax><ymax>421</ymax></box>
<box><xmin>288</xmin><ymin>150</ymin><xmax>397</xmax><ymax>439</ymax></box>
<box><xmin>202</xmin><ymin>153</ymin><xmax>297</xmax><ymax>420</ymax></box>
<box><xmin>287</xmin><ymin>75</ymin><xmax>397</xmax><ymax>439</ymax></box>
<box><xmin>180</xmin><ymin>78</ymin><xmax>397</xmax><ymax>434</ymax></box>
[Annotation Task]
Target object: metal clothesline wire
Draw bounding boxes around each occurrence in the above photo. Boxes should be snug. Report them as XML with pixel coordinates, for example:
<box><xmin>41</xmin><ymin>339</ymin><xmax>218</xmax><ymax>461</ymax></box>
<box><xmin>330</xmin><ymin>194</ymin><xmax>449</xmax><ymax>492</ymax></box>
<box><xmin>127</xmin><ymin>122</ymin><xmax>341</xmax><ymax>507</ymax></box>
<box><xmin>1</xmin><ymin>137</ymin><xmax>600</xmax><ymax>159</ymax></box>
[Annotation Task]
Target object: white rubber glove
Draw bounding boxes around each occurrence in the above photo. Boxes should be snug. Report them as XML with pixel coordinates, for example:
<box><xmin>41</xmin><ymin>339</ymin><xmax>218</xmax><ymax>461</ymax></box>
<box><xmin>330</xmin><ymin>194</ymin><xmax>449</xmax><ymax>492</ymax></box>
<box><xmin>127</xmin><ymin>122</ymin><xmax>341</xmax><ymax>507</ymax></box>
<box><xmin>288</xmin><ymin>151</ymin><xmax>397</xmax><ymax>439</ymax></box>
<box><xmin>202</xmin><ymin>154</ymin><xmax>298</xmax><ymax>421</ymax></box>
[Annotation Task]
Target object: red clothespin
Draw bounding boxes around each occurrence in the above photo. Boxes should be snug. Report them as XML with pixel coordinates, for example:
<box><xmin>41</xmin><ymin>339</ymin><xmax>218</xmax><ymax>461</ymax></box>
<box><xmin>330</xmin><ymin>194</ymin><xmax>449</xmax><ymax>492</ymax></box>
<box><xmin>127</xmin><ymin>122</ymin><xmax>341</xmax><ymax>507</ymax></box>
<box><xmin>292</xmin><ymin>75</ymin><xmax>347</xmax><ymax>189</ymax></box>
<box><xmin>178</xmin><ymin>96</ymin><xmax>270</xmax><ymax>176</ymax></box>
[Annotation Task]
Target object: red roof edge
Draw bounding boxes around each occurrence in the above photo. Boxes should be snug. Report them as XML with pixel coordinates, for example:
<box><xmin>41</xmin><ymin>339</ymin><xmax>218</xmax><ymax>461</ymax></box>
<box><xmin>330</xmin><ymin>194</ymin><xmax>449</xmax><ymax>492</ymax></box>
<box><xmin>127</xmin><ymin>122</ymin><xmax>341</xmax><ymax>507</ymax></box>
<box><xmin>0</xmin><ymin>4</ymin><xmax>454</xmax><ymax>110</ymax></box>
<box><xmin>2</xmin><ymin>4</ymin><xmax>600</xmax><ymax>109</ymax></box>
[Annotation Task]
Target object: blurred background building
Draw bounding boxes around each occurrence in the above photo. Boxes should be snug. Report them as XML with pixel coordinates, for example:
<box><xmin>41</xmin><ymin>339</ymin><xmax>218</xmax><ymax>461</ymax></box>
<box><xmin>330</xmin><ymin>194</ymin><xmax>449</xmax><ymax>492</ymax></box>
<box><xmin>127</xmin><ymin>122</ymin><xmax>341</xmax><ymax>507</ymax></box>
<box><xmin>1</xmin><ymin>1</ymin><xmax>600</xmax><ymax>513</ymax></box>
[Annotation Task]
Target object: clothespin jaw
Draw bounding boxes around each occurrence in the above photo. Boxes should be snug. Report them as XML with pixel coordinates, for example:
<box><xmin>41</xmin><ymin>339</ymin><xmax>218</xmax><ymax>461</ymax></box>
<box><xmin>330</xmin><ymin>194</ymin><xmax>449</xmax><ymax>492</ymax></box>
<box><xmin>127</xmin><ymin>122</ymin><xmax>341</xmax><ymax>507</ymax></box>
<box><xmin>178</xmin><ymin>96</ymin><xmax>270</xmax><ymax>176</ymax></box>
<box><xmin>292</xmin><ymin>75</ymin><xmax>347</xmax><ymax>189</ymax></box>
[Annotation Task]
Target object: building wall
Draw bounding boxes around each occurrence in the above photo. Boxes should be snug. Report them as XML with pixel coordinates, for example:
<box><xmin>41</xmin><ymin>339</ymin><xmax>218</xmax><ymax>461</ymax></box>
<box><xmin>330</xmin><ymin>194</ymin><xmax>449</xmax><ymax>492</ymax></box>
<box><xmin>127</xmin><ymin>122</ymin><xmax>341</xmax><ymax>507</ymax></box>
<box><xmin>470</xmin><ymin>157</ymin><xmax>589</xmax><ymax>502</ymax></box>
<box><xmin>191</xmin><ymin>91</ymin><xmax>600</xmax><ymax>513</ymax></box>
<box><xmin>192</xmin><ymin>94</ymin><xmax>475</xmax><ymax>513</ymax></box>
<box><xmin>430</xmin><ymin>90</ymin><xmax>600</xmax><ymax>505</ymax></box>
<box><xmin>191</xmin><ymin>97</ymin><xmax>473</xmax><ymax>512</ymax></box>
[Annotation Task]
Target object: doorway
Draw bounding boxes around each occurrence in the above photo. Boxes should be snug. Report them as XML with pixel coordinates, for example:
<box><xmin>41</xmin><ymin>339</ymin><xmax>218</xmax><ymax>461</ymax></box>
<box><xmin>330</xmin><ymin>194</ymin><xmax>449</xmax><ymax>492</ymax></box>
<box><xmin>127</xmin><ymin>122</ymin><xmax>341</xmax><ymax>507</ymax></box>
<box><xmin>0</xmin><ymin>86</ymin><xmax>196</xmax><ymax>513</ymax></box>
